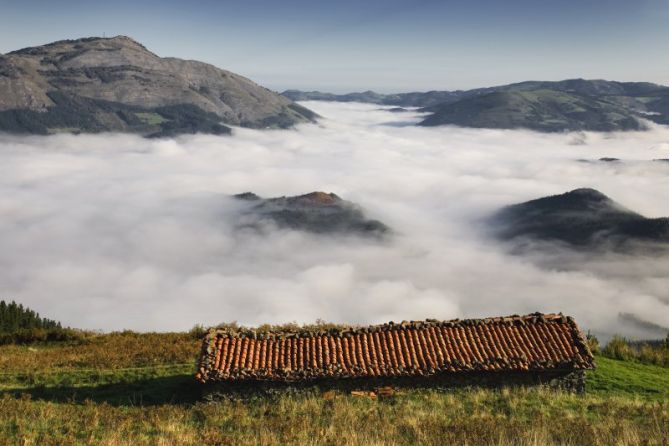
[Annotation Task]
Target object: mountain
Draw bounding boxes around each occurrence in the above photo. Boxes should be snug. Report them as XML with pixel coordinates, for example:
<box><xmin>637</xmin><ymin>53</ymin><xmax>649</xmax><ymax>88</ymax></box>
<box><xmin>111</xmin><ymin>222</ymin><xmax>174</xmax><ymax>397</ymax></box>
<box><xmin>284</xmin><ymin>79</ymin><xmax>669</xmax><ymax>132</ymax></box>
<box><xmin>489</xmin><ymin>188</ymin><xmax>669</xmax><ymax>249</ymax></box>
<box><xmin>281</xmin><ymin>89</ymin><xmax>461</xmax><ymax>108</ymax></box>
<box><xmin>282</xmin><ymin>90</ymin><xmax>386</xmax><ymax>104</ymax></box>
<box><xmin>419</xmin><ymin>90</ymin><xmax>644</xmax><ymax>132</ymax></box>
<box><xmin>0</xmin><ymin>36</ymin><xmax>317</xmax><ymax>137</ymax></box>
<box><xmin>233</xmin><ymin>191</ymin><xmax>389</xmax><ymax>237</ymax></box>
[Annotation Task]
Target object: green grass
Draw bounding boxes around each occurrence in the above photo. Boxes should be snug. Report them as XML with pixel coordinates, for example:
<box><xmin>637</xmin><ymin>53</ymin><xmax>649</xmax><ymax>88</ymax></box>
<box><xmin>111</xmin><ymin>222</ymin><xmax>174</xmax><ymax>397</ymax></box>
<box><xmin>0</xmin><ymin>386</ymin><xmax>667</xmax><ymax>445</ymax></box>
<box><xmin>0</xmin><ymin>334</ymin><xmax>667</xmax><ymax>445</ymax></box>
<box><xmin>0</xmin><ymin>363</ymin><xmax>193</xmax><ymax>388</ymax></box>
<box><xmin>1</xmin><ymin>354</ymin><xmax>666</xmax><ymax>407</ymax></box>
<box><xmin>587</xmin><ymin>356</ymin><xmax>669</xmax><ymax>400</ymax></box>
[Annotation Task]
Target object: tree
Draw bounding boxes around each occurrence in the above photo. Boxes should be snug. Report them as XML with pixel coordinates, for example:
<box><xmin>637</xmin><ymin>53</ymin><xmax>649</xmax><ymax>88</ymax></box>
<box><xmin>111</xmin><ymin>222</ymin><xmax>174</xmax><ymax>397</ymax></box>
<box><xmin>0</xmin><ymin>300</ymin><xmax>62</xmax><ymax>333</ymax></box>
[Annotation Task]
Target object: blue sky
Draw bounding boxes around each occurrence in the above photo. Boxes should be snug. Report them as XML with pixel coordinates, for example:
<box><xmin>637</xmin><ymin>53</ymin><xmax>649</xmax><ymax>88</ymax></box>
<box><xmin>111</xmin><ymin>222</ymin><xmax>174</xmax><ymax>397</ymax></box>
<box><xmin>1</xmin><ymin>0</ymin><xmax>667</xmax><ymax>92</ymax></box>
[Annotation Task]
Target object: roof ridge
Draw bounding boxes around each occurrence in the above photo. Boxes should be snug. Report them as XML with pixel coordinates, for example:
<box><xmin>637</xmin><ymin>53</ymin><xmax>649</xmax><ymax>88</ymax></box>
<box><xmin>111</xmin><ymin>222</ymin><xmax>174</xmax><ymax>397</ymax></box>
<box><xmin>204</xmin><ymin>312</ymin><xmax>567</xmax><ymax>340</ymax></box>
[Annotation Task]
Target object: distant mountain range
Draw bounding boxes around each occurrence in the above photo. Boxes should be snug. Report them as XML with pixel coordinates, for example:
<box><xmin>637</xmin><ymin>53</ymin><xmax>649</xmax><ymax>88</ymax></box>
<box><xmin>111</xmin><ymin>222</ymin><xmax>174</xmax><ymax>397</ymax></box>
<box><xmin>281</xmin><ymin>89</ymin><xmax>462</xmax><ymax>108</ymax></box>
<box><xmin>0</xmin><ymin>36</ymin><xmax>317</xmax><ymax>137</ymax></box>
<box><xmin>284</xmin><ymin>79</ymin><xmax>669</xmax><ymax>132</ymax></box>
<box><xmin>490</xmin><ymin>188</ymin><xmax>669</xmax><ymax>249</ymax></box>
<box><xmin>233</xmin><ymin>191</ymin><xmax>389</xmax><ymax>237</ymax></box>
<box><xmin>3</xmin><ymin>37</ymin><xmax>666</xmax><ymax>135</ymax></box>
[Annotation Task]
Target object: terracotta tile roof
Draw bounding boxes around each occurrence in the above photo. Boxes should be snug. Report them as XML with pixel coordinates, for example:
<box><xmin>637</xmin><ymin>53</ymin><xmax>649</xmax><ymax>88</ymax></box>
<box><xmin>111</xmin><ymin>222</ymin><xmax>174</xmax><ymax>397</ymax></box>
<box><xmin>195</xmin><ymin>313</ymin><xmax>595</xmax><ymax>383</ymax></box>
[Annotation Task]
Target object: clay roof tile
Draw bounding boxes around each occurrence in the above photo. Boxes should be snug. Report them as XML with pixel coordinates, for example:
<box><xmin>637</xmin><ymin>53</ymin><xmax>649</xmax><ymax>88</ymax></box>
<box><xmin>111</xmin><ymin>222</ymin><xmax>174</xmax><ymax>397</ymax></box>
<box><xmin>196</xmin><ymin>313</ymin><xmax>595</xmax><ymax>383</ymax></box>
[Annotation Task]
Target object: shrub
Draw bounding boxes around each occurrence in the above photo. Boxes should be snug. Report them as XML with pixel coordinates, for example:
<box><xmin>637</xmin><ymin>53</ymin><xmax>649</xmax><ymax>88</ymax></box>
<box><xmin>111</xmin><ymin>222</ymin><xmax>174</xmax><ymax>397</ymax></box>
<box><xmin>602</xmin><ymin>336</ymin><xmax>635</xmax><ymax>361</ymax></box>
<box><xmin>601</xmin><ymin>334</ymin><xmax>669</xmax><ymax>367</ymax></box>
<box><xmin>0</xmin><ymin>327</ymin><xmax>84</xmax><ymax>345</ymax></box>
<box><xmin>189</xmin><ymin>324</ymin><xmax>208</xmax><ymax>339</ymax></box>
<box><xmin>585</xmin><ymin>331</ymin><xmax>600</xmax><ymax>354</ymax></box>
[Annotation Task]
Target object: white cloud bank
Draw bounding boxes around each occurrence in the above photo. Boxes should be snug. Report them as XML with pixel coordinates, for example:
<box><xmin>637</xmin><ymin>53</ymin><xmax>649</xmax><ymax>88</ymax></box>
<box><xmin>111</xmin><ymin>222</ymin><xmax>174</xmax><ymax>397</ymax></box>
<box><xmin>1</xmin><ymin>101</ymin><xmax>668</xmax><ymax>337</ymax></box>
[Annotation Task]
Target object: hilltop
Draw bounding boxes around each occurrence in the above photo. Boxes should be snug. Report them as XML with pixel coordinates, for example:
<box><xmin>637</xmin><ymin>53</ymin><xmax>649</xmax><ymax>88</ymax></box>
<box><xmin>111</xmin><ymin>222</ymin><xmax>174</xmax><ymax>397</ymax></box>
<box><xmin>0</xmin><ymin>36</ymin><xmax>317</xmax><ymax>136</ymax></box>
<box><xmin>233</xmin><ymin>191</ymin><xmax>389</xmax><ymax>236</ymax></box>
<box><xmin>490</xmin><ymin>188</ymin><xmax>669</xmax><ymax>249</ymax></box>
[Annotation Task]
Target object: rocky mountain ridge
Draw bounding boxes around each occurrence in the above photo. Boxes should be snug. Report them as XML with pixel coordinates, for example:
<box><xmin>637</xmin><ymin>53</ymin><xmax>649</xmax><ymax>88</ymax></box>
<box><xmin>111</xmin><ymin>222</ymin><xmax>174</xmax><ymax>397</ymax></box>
<box><xmin>0</xmin><ymin>36</ymin><xmax>317</xmax><ymax>136</ymax></box>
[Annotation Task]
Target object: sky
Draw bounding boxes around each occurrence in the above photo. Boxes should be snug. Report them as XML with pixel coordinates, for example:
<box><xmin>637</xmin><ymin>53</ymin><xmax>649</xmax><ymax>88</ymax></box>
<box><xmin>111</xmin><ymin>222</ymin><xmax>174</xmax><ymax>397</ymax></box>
<box><xmin>1</xmin><ymin>103</ymin><xmax>668</xmax><ymax>337</ymax></box>
<box><xmin>1</xmin><ymin>0</ymin><xmax>668</xmax><ymax>92</ymax></box>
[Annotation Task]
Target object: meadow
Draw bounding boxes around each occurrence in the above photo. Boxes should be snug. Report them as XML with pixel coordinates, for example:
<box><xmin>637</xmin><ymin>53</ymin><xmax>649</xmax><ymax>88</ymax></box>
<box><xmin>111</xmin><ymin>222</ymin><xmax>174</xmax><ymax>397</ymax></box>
<box><xmin>0</xmin><ymin>331</ymin><xmax>667</xmax><ymax>445</ymax></box>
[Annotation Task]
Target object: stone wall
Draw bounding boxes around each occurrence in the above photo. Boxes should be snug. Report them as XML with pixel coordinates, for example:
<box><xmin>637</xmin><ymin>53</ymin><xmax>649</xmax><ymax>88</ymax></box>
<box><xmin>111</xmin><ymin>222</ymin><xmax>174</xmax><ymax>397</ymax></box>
<box><xmin>201</xmin><ymin>369</ymin><xmax>587</xmax><ymax>401</ymax></box>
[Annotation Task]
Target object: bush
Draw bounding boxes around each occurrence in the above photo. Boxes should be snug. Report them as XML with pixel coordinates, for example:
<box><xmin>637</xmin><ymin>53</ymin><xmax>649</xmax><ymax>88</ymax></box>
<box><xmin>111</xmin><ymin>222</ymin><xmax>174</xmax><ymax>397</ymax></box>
<box><xmin>637</xmin><ymin>344</ymin><xmax>669</xmax><ymax>366</ymax></box>
<box><xmin>0</xmin><ymin>327</ymin><xmax>84</xmax><ymax>345</ymax></box>
<box><xmin>601</xmin><ymin>335</ymin><xmax>669</xmax><ymax>367</ymax></box>
<box><xmin>602</xmin><ymin>336</ymin><xmax>633</xmax><ymax>361</ymax></box>
<box><xmin>586</xmin><ymin>331</ymin><xmax>600</xmax><ymax>354</ymax></box>
<box><xmin>189</xmin><ymin>324</ymin><xmax>208</xmax><ymax>339</ymax></box>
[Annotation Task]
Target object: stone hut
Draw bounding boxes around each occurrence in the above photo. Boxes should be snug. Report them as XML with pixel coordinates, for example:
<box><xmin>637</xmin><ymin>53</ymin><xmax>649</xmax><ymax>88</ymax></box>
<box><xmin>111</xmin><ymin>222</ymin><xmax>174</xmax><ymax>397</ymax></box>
<box><xmin>195</xmin><ymin>312</ymin><xmax>595</xmax><ymax>398</ymax></box>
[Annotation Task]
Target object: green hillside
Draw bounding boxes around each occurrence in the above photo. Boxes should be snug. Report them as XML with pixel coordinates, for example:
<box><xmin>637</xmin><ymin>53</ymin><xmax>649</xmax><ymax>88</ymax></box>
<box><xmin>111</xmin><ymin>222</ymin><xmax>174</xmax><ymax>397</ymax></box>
<box><xmin>0</xmin><ymin>331</ymin><xmax>667</xmax><ymax>445</ymax></box>
<box><xmin>419</xmin><ymin>90</ymin><xmax>644</xmax><ymax>132</ymax></box>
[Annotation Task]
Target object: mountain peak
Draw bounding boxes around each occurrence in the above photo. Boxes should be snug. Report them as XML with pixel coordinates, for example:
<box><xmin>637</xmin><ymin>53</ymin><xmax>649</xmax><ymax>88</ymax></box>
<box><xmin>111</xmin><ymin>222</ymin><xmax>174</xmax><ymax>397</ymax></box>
<box><xmin>92</xmin><ymin>35</ymin><xmax>150</xmax><ymax>50</ymax></box>
<box><xmin>290</xmin><ymin>192</ymin><xmax>342</xmax><ymax>205</ymax></box>
<box><xmin>106</xmin><ymin>35</ymin><xmax>140</xmax><ymax>42</ymax></box>
<box><xmin>561</xmin><ymin>188</ymin><xmax>610</xmax><ymax>202</ymax></box>
<box><xmin>8</xmin><ymin>35</ymin><xmax>149</xmax><ymax>56</ymax></box>
<box><xmin>514</xmin><ymin>188</ymin><xmax>620</xmax><ymax>215</ymax></box>
<box><xmin>0</xmin><ymin>36</ymin><xmax>316</xmax><ymax>136</ymax></box>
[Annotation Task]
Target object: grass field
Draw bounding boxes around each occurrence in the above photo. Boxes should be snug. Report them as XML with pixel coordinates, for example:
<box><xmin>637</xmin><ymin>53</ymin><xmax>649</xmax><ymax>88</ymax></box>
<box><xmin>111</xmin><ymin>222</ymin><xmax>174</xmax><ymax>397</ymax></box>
<box><xmin>0</xmin><ymin>333</ymin><xmax>667</xmax><ymax>445</ymax></box>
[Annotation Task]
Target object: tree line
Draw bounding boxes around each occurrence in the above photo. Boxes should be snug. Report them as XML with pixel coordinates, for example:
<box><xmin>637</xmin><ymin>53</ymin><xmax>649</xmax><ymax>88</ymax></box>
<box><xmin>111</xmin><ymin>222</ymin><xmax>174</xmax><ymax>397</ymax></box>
<box><xmin>0</xmin><ymin>300</ymin><xmax>62</xmax><ymax>332</ymax></box>
<box><xmin>0</xmin><ymin>300</ymin><xmax>81</xmax><ymax>344</ymax></box>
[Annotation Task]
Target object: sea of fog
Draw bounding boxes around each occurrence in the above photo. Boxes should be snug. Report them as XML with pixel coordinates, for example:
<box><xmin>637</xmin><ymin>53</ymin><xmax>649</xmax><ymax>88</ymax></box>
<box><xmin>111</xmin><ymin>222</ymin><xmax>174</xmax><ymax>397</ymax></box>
<box><xmin>1</xmin><ymin>101</ymin><xmax>668</xmax><ymax>338</ymax></box>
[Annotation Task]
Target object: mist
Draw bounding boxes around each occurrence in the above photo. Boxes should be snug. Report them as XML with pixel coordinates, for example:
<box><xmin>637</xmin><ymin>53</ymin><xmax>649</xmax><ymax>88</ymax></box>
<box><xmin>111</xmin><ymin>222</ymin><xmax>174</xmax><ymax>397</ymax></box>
<box><xmin>1</xmin><ymin>101</ymin><xmax>668</xmax><ymax>338</ymax></box>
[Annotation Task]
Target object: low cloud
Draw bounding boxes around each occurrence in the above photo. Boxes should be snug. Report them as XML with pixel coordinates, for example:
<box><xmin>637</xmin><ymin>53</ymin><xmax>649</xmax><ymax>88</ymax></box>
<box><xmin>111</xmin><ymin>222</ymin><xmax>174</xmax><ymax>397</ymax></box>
<box><xmin>1</xmin><ymin>101</ymin><xmax>668</xmax><ymax>338</ymax></box>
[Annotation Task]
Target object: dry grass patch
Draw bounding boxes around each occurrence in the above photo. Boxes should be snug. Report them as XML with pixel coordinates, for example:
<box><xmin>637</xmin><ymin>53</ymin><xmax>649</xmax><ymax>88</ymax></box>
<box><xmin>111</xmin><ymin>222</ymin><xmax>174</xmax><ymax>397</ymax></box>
<box><xmin>0</xmin><ymin>389</ymin><xmax>667</xmax><ymax>445</ymax></box>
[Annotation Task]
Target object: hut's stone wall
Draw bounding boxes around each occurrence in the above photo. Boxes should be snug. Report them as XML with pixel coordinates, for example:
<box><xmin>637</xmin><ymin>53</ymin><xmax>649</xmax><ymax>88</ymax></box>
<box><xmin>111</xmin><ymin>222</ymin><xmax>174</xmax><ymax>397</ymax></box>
<box><xmin>202</xmin><ymin>369</ymin><xmax>587</xmax><ymax>401</ymax></box>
